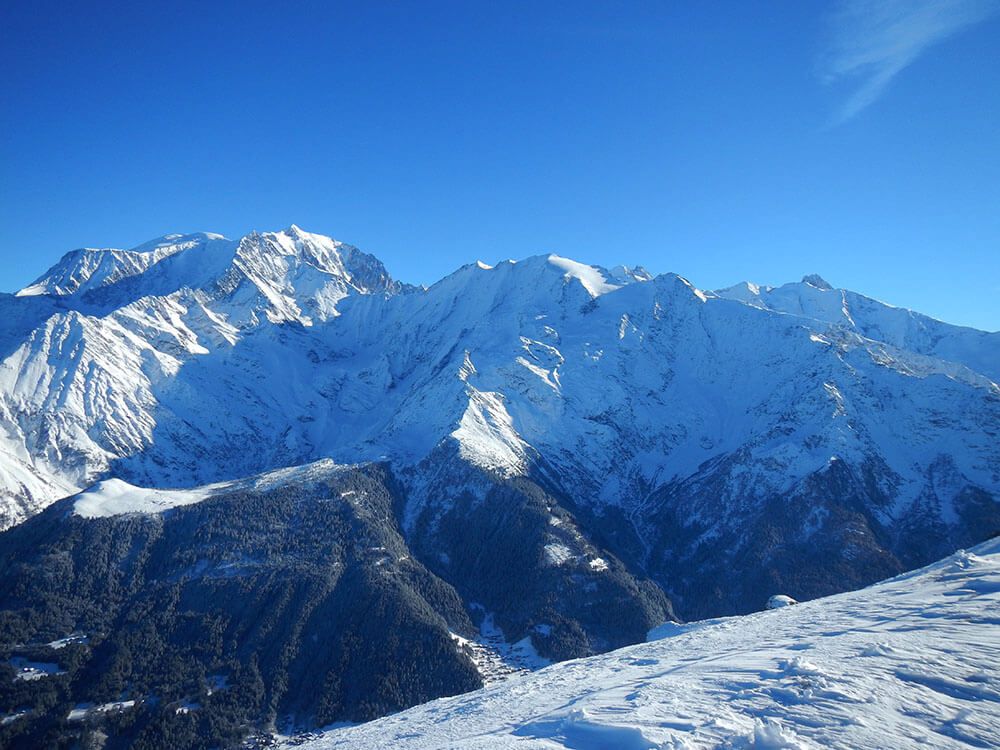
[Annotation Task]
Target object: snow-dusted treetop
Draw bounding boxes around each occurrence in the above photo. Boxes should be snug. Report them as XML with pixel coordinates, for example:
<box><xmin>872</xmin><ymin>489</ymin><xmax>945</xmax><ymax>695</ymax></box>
<box><xmin>72</xmin><ymin>458</ymin><xmax>348</xmax><ymax>518</ymax></box>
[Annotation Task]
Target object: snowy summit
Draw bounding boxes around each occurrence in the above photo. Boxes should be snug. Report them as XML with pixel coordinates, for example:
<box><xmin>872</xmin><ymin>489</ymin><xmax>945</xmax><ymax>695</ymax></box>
<box><xmin>0</xmin><ymin>226</ymin><xmax>997</xmax><ymax>750</ymax></box>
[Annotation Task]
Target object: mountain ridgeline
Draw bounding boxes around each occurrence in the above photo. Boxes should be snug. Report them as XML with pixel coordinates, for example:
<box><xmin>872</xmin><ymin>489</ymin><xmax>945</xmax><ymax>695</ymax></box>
<box><xmin>0</xmin><ymin>226</ymin><xmax>997</xmax><ymax>747</ymax></box>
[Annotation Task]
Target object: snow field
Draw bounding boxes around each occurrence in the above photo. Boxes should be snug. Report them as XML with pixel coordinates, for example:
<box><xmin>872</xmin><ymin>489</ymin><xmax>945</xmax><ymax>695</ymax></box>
<box><xmin>295</xmin><ymin>538</ymin><xmax>1000</xmax><ymax>749</ymax></box>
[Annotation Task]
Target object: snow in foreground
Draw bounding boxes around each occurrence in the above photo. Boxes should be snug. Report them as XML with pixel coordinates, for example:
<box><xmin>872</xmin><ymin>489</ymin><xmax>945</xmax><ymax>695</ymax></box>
<box><xmin>297</xmin><ymin>538</ymin><xmax>1000</xmax><ymax>749</ymax></box>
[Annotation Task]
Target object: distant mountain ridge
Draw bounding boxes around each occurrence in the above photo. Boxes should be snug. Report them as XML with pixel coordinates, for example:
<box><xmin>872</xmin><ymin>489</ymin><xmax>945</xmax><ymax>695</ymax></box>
<box><xmin>0</xmin><ymin>226</ymin><xmax>997</xmax><ymax>746</ymax></box>
<box><xmin>2</xmin><ymin>226</ymin><xmax>997</xmax><ymax>560</ymax></box>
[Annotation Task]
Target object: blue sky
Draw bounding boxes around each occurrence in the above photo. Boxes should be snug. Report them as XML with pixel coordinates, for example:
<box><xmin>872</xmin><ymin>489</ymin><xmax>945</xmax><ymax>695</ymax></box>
<box><xmin>1</xmin><ymin>1</ymin><xmax>998</xmax><ymax>330</ymax></box>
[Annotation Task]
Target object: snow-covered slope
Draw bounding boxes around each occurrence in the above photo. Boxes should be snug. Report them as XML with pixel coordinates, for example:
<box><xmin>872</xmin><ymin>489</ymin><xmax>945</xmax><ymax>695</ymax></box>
<box><xmin>716</xmin><ymin>275</ymin><xmax>1000</xmax><ymax>382</ymax></box>
<box><xmin>1</xmin><ymin>229</ymin><xmax>998</xmax><ymax>747</ymax></box>
<box><xmin>0</xmin><ymin>227</ymin><xmax>997</xmax><ymax>619</ymax></box>
<box><xmin>70</xmin><ymin>458</ymin><xmax>353</xmax><ymax>517</ymax></box>
<box><xmin>15</xmin><ymin>233</ymin><xmax>230</xmax><ymax>298</ymax></box>
<box><xmin>0</xmin><ymin>226</ymin><xmax>403</xmax><ymax>525</ymax></box>
<box><xmin>293</xmin><ymin>536</ymin><xmax>1000</xmax><ymax>750</ymax></box>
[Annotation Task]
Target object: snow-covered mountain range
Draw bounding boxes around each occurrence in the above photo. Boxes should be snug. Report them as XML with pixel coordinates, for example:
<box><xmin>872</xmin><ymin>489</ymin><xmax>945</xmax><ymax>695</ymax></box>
<box><xmin>0</xmin><ymin>225</ymin><xmax>997</xmax><ymax>746</ymax></box>
<box><xmin>2</xmin><ymin>227</ymin><xmax>998</xmax><ymax>608</ymax></box>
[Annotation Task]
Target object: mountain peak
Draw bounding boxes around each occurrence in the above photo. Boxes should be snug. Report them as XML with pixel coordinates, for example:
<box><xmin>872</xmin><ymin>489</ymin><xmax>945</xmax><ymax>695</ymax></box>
<box><xmin>545</xmin><ymin>254</ymin><xmax>623</xmax><ymax>297</ymax></box>
<box><xmin>128</xmin><ymin>232</ymin><xmax>228</xmax><ymax>253</ymax></box>
<box><xmin>802</xmin><ymin>273</ymin><xmax>833</xmax><ymax>291</ymax></box>
<box><xmin>14</xmin><ymin>227</ymin><xmax>400</xmax><ymax>325</ymax></box>
<box><xmin>279</xmin><ymin>223</ymin><xmax>312</xmax><ymax>240</ymax></box>
<box><xmin>16</xmin><ymin>233</ymin><xmax>232</xmax><ymax>298</ymax></box>
<box><xmin>610</xmin><ymin>264</ymin><xmax>654</xmax><ymax>284</ymax></box>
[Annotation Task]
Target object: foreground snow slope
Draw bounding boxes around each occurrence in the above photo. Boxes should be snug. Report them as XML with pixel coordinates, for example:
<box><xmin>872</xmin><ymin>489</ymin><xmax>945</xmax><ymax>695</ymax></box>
<box><xmin>301</xmin><ymin>537</ymin><xmax>1000</xmax><ymax>749</ymax></box>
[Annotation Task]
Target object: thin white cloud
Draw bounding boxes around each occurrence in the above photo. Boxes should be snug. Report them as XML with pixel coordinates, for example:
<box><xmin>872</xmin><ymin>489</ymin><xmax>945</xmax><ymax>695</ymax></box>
<box><xmin>821</xmin><ymin>0</ymin><xmax>999</xmax><ymax>123</ymax></box>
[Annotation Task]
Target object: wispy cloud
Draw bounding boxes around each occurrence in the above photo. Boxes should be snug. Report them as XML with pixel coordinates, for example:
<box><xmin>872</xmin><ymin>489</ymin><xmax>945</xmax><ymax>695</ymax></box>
<box><xmin>821</xmin><ymin>0</ymin><xmax>999</xmax><ymax>123</ymax></box>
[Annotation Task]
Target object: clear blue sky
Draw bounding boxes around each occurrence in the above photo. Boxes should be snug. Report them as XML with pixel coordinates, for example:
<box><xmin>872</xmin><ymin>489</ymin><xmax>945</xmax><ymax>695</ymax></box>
<box><xmin>2</xmin><ymin>1</ymin><xmax>998</xmax><ymax>330</ymax></box>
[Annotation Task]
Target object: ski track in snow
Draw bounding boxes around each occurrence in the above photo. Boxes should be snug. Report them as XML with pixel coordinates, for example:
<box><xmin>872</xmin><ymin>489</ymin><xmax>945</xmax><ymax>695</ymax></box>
<box><xmin>294</xmin><ymin>538</ymin><xmax>1000</xmax><ymax>749</ymax></box>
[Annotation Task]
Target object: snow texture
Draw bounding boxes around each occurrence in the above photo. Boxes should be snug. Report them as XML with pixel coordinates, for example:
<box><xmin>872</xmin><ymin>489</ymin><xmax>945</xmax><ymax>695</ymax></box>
<box><xmin>290</xmin><ymin>537</ymin><xmax>1000</xmax><ymax>749</ymax></box>
<box><xmin>72</xmin><ymin>478</ymin><xmax>218</xmax><ymax>518</ymax></box>
<box><xmin>0</xmin><ymin>225</ymin><xmax>997</xmax><ymax>585</ymax></box>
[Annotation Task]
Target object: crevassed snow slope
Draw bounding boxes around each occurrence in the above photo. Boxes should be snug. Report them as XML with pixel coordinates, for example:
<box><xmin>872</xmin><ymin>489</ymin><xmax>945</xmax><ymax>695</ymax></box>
<box><xmin>296</xmin><ymin>537</ymin><xmax>1000</xmax><ymax>750</ymax></box>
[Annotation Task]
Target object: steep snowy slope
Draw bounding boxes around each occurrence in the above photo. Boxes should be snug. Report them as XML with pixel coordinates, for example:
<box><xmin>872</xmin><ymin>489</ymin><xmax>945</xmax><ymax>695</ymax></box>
<box><xmin>0</xmin><ymin>227</ymin><xmax>997</xmax><ymax>620</ymax></box>
<box><xmin>0</xmin><ymin>227</ymin><xmax>403</xmax><ymax>526</ymax></box>
<box><xmin>310</xmin><ymin>256</ymin><xmax>999</xmax><ymax>615</ymax></box>
<box><xmin>295</xmin><ymin>536</ymin><xmax>1000</xmax><ymax>749</ymax></box>
<box><xmin>16</xmin><ymin>233</ymin><xmax>230</xmax><ymax>298</ymax></box>
<box><xmin>717</xmin><ymin>276</ymin><xmax>1000</xmax><ymax>382</ymax></box>
<box><xmin>0</xmin><ymin>228</ymin><xmax>998</xmax><ymax>747</ymax></box>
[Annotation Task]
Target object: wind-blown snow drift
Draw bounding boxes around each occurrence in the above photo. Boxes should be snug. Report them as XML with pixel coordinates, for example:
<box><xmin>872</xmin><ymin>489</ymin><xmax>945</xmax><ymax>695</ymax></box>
<box><xmin>292</xmin><ymin>536</ymin><xmax>1000</xmax><ymax>749</ymax></box>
